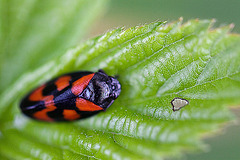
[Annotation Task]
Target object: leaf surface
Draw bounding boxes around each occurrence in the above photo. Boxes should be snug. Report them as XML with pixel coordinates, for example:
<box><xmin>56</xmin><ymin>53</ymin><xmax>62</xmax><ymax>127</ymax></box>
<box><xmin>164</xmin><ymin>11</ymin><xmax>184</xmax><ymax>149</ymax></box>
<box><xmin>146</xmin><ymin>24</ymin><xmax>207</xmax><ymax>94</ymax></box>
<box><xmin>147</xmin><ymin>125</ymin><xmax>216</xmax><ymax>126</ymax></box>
<box><xmin>0</xmin><ymin>19</ymin><xmax>240</xmax><ymax>159</ymax></box>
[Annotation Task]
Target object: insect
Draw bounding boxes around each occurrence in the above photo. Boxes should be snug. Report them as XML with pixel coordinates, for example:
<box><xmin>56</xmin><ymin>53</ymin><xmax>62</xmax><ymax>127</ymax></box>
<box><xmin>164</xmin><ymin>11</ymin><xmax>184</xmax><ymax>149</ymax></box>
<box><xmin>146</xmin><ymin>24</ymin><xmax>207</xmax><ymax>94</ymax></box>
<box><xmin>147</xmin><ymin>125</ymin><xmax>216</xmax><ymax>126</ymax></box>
<box><xmin>171</xmin><ymin>97</ymin><xmax>189</xmax><ymax>111</ymax></box>
<box><xmin>20</xmin><ymin>70</ymin><xmax>121</xmax><ymax>122</ymax></box>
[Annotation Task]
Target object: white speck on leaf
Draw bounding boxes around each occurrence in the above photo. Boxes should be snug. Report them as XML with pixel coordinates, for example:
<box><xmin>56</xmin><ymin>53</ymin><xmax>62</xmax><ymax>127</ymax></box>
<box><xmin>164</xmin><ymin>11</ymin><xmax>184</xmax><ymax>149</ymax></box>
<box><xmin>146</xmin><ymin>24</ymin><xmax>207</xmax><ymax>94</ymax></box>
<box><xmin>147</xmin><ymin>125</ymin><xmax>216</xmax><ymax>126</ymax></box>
<box><xmin>171</xmin><ymin>98</ymin><xmax>189</xmax><ymax>111</ymax></box>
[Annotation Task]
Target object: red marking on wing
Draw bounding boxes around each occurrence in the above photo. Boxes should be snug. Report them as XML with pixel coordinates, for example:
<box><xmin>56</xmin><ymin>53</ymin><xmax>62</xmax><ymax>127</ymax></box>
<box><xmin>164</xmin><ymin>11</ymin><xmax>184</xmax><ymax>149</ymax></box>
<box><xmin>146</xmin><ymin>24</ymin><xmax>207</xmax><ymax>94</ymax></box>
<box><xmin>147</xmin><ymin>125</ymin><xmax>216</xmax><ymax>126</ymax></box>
<box><xmin>76</xmin><ymin>98</ymin><xmax>103</xmax><ymax>111</ymax></box>
<box><xmin>29</xmin><ymin>85</ymin><xmax>57</xmax><ymax>121</ymax></box>
<box><xmin>29</xmin><ymin>85</ymin><xmax>46</xmax><ymax>101</ymax></box>
<box><xmin>55</xmin><ymin>76</ymin><xmax>71</xmax><ymax>91</ymax></box>
<box><xmin>33</xmin><ymin>95</ymin><xmax>56</xmax><ymax>121</ymax></box>
<box><xmin>44</xmin><ymin>95</ymin><xmax>55</xmax><ymax>107</ymax></box>
<box><xmin>63</xmin><ymin>109</ymin><xmax>80</xmax><ymax>121</ymax></box>
<box><xmin>33</xmin><ymin>105</ymin><xmax>56</xmax><ymax>121</ymax></box>
<box><xmin>71</xmin><ymin>74</ymin><xmax>94</xmax><ymax>96</ymax></box>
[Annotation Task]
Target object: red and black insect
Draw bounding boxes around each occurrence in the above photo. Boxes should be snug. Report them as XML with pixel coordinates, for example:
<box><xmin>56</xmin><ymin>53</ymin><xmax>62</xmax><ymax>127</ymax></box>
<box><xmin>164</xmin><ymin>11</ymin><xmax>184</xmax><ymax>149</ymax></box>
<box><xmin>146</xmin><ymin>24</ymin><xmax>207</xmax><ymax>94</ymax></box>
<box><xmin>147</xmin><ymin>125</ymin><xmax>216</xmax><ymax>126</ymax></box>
<box><xmin>20</xmin><ymin>70</ymin><xmax>121</xmax><ymax>122</ymax></box>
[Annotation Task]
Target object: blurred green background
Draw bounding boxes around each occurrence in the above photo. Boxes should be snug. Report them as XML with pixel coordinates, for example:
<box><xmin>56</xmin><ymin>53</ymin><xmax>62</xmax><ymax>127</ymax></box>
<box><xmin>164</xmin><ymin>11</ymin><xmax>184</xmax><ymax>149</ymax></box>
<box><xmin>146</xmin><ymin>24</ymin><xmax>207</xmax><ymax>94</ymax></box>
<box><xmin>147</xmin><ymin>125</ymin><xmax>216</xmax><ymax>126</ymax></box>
<box><xmin>88</xmin><ymin>0</ymin><xmax>240</xmax><ymax>159</ymax></box>
<box><xmin>90</xmin><ymin>0</ymin><xmax>240</xmax><ymax>37</ymax></box>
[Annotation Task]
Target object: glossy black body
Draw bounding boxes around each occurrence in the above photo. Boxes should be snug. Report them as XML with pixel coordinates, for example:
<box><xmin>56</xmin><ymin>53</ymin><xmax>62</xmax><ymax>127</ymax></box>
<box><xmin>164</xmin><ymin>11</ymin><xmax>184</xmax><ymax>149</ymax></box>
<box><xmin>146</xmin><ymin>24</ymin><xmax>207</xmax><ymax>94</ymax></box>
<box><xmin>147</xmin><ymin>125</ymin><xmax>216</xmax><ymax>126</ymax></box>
<box><xmin>20</xmin><ymin>70</ymin><xmax>121</xmax><ymax>121</ymax></box>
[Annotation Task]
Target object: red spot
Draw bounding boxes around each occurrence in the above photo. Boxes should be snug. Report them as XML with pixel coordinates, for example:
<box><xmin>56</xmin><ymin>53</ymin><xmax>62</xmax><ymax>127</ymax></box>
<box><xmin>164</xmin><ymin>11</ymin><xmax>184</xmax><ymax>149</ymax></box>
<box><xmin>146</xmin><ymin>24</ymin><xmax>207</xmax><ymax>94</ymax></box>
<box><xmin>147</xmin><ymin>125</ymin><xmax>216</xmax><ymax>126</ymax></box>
<box><xmin>29</xmin><ymin>85</ymin><xmax>46</xmax><ymax>101</ymax></box>
<box><xmin>71</xmin><ymin>74</ymin><xmax>94</xmax><ymax>96</ymax></box>
<box><xmin>29</xmin><ymin>85</ymin><xmax>57</xmax><ymax>121</ymax></box>
<box><xmin>76</xmin><ymin>98</ymin><xmax>104</xmax><ymax>111</ymax></box>
<box><xmin>55</xmin><ymin>76</ymin><xmax>71</xmax><ymax>91</ymax></box>
<box><xmin>63</xmin><ymin>109</ymin><xmax>80</xmax><ymax>121</ymax></box>
<box><xmin>33</xmin><ymin>95</ymin><xmax>56</xmax><ymax>121</ymax></box>
<box><xmin>44</xmin><ymin>95</ymin><xmax>55</xmax><ymax>107</ymax></box>
<box><xmin>33</xmin><ymin>106</ymin><xmax>56</xmax><ymax>121</ymax></box>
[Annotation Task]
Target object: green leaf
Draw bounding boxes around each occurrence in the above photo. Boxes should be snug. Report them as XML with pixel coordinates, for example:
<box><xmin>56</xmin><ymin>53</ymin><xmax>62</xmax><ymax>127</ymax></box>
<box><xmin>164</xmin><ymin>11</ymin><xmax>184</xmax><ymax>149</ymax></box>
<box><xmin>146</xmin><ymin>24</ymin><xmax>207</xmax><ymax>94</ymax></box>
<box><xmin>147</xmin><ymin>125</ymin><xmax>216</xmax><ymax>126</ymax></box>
<box><xmin>1</xmin><ymin>19</ymin><xmax>240</xmax><ymax>159</ymax></box>
<box><xmin>0</xmin><ymin>0</ymin><xmax>108</xmax><ymax>93</ymax></box>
